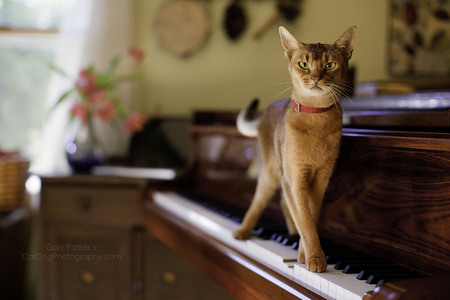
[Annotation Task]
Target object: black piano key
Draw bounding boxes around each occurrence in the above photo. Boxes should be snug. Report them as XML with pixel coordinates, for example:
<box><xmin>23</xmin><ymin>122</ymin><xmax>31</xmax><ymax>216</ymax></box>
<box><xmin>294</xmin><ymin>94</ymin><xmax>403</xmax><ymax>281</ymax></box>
<box><xmin>230</xmin><ymin>216</ymin><xmax>242</xmax><ymax>223</ymax></box>
<box><xmin>271</xmin><ymin>233</ymin><xmax>292</xmax><ymax>244</ymax></box>
<box><xmin>270</xmin><ymin>233</ymin><xmax>280</xmax><ymax>241</ymax></box>
<box><xmin>275</xmin><ymin>234</ymin><xmax>284</xmax><ymax>243</ymax></box>
<box><xmin>254</xmin><ymin>225</ymin><xmax>287</xmax><ymax>240</ymax></box>
<box><xmin>281</xmin><ymin>235</ymin><xmax>300</xmax><ymax>246</ymax></box>
<box><xmin>357</xmin><ymin>270</ymin><xmax>371</xmax><ymax>280</ymax></box>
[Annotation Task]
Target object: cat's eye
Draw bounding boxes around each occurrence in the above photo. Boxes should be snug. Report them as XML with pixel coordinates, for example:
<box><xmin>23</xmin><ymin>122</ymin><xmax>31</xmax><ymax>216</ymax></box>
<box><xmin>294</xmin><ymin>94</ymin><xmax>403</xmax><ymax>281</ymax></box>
<box><xmin>298</xmin><ymin>62</ymin><xmax>309</xmax><ymax>70</ymax></box>
<box><xmin>325</xmin><ymin>62</ymin><xmax>336</xmax><ymax>70</ymax></box>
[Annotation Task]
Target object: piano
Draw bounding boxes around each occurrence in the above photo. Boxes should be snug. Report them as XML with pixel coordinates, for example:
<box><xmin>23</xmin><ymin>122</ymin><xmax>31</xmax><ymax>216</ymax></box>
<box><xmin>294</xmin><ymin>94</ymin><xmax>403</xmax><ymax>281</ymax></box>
<box><xmin>141</xmin><ymin>92</ymin><xmax>450</xmax><ymax>300</ymax></box>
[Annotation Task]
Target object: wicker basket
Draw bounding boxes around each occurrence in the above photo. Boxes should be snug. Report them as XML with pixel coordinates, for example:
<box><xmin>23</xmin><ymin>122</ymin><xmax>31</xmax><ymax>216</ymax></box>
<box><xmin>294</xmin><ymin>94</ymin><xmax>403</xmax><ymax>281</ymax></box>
<box><xmin>0</xmin><ymin>152</ymin><xmax>30</xmax><ymax>212</ymax></box>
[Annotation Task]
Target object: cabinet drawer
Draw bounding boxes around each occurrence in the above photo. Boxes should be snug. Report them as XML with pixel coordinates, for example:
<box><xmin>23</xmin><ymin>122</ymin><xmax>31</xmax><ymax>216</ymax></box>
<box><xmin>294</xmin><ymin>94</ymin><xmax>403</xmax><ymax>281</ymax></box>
<box><xmin>44</xmin><ymin>225</ymin><xmax>131</xmax><ymax>300</ymax></box>
<box><xmin>41</xmin><ymin>185</ymin><xmax>140</xmax><ymax>227</ymax></box>
<box><xmin>144</xmin><ymin>235</ymin><xmax>234</xmax><ymax>300</ymax></box>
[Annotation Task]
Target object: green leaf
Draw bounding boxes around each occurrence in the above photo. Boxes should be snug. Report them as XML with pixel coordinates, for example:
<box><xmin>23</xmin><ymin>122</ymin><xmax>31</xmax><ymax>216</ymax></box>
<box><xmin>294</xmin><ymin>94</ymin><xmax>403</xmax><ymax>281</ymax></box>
<box><xmin>51</xmin><ymin>88</ymin><xmax>75</xmax><ymax>109</ymax></box>
<box><xmin>106</xmin><ymin>55</ymin><xmax>121</xmax><ymax>75</ymax></box>
<box><xmin>45</xmin><ymin>88</ymin><xmax>75</xmax><ymax>118</ymax></box>
<box><xmin>95</xmin><ymin>73</ymin><xmax>112</xmax><ymax>88</ymax></box>
<box><xmin>48</xmin><ymin>62</ymin><xmax>70</xmax><ymax>78</ymax></box>
<box><xmin>85</xmin><ymin>65</ymin><xmax>95</xmax><ymax>73</ymax></box>
<box><xmin>115</xmin><ymin>100</ymin><xmax>127</xmax><ymax>117</ymax></box>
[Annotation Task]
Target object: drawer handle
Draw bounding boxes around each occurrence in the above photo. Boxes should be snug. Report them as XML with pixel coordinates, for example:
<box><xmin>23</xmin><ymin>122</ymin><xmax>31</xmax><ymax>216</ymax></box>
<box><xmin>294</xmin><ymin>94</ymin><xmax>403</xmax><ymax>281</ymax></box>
<box><xmin>81</xmin><ymin>271</ymin><xmax>95</xmax><ymax>284</ymax></box>
<box><xmin>163</xmin><ymin>271</ymin><xmax>177</xmax><ymax>284</ymax></box>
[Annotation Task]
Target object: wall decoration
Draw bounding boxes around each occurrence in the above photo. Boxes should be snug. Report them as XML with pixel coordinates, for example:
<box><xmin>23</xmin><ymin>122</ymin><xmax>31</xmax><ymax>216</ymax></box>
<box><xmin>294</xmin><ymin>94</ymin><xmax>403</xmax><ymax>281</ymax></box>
<box><xmin>253</xmin><ymin>0</ymin><xmax>301</xmax><ymax>39</ymax></box>
<box><xmin>388</xmin><ymin>0</ymin><xmax>450</xmax><ymax>77</ymax></box>
<box><xmin>223</xmin><ymin>0</ymin><xmax>248</xmax><ymax>41</ymax></box>
<box><xmin>155</xmin><ymin>0</ymin><xmax>211</xmax><ymax>57</ymax></box>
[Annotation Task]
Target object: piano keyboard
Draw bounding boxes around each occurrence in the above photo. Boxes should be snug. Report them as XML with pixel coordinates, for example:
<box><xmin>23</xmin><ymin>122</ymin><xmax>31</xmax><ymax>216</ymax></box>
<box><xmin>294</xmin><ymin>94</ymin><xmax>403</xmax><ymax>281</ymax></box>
<box><xmin>152</xmin><ymin>191</ymin><xmax>425</xmax><ymax>300</ymax></box>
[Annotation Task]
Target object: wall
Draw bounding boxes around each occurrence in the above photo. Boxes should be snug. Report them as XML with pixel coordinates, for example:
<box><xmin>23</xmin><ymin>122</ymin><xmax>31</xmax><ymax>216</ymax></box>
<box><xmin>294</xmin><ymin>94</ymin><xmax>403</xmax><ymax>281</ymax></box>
<box><xmin>136</xmin><ymin>0</ymin><xmax>389</xmax><ymax>116</ymax></box>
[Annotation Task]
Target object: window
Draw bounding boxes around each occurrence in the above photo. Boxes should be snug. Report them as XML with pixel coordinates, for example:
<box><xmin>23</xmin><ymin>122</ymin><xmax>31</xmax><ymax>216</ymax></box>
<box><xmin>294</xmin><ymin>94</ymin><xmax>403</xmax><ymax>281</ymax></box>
<box><xmin>0</xmin><ymin>0</ymin><xmax>71</xmax><ymax>167</ymax></box>
<box><xmin>0</xmin><ymin>0</ymin><xmax>68</xmax><ymax>30</ymax></box>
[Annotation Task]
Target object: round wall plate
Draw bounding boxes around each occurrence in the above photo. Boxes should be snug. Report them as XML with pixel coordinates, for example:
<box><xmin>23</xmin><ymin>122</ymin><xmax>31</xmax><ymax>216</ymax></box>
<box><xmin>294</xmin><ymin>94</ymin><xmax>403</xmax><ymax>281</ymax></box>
<box><xmin>155</xmin><ymin>0</ymin><xmax>211</xmax><ymax>57</ymax></box>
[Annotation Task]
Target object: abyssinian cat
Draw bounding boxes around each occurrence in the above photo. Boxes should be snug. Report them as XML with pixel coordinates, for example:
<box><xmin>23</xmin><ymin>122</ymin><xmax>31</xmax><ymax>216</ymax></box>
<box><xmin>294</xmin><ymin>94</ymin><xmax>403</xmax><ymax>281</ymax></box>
<box><xmin>233</xmin><ymin>26</ymin><xmax>356</xmax><ymax>273</ymax></box>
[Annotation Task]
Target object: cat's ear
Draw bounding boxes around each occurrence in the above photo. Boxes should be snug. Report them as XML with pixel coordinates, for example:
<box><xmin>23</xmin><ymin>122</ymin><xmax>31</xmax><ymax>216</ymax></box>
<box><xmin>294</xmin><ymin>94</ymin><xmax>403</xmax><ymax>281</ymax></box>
<box><xmin>331</xmin><ymin>26</ymin><xmax>357</xmax><ymax>60</ymax></box>
<box><xmin>279</xmin><ymin>26</ymin><xmax>301</xmax><ymax>60</ymax></box>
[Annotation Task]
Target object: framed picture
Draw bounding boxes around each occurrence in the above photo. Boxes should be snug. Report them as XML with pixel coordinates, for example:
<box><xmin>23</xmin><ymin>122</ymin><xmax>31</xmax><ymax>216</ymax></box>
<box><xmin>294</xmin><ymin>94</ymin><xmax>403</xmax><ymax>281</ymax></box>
<box><xmin>388</xmin><ymin>0</ymin><xmax>450</xmax><ymax>78</ymax></box>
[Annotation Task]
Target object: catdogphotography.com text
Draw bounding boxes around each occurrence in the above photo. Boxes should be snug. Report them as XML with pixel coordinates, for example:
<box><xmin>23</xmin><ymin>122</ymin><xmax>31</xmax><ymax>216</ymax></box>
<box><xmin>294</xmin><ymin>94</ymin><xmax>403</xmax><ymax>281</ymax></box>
<box><xmin>22</xmin><ymin>243</ymin><xmax>122</xmax><ymax>262</ymax></box>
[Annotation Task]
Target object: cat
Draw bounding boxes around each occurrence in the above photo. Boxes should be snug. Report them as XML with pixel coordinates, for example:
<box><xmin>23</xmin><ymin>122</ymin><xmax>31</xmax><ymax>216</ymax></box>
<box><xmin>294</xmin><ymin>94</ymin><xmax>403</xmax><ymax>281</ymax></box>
<box><xmin>233</xmin><ymin>25</ymin><xmax>356</xmax><ymax>273</ymax></box>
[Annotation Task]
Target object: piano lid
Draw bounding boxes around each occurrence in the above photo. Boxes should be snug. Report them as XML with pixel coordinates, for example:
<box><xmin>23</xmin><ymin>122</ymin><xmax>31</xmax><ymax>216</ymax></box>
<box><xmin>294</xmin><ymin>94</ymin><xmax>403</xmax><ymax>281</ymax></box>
<box><xmin>342</xmin><ymin>91</ymin><xmax>450</xmax><ymax>130</ymax></box>
<box><xmin>342</xmin><ymin>91</ymin><xmax>450</xmax><ymax>111</ymax></box>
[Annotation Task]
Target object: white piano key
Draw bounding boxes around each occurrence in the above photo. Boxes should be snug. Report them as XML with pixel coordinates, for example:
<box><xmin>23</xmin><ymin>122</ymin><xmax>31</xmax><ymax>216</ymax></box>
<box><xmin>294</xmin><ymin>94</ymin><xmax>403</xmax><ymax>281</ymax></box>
<box><xmin>250</xmin><ymin>239</ymin><xmax>297</xmax><ymax>263</ymax></box>
<box><xmin>327</xmin><ymin>281</ymin><xmax>337</xmax><ymax>299</ymax></box>
<box><xmin>153</xmin><ymin>192</ymin><xmax>374</xmax><ymax>300</ymax></box>
<box><xmin>294</xmin><ymin>263</ymin><xmax>372</xmax><ymax>300</ymax></box>
<box><xmin>247</xmin><ymin>238</ymin><xmax>296</xmax><ymax>275</ymax></box>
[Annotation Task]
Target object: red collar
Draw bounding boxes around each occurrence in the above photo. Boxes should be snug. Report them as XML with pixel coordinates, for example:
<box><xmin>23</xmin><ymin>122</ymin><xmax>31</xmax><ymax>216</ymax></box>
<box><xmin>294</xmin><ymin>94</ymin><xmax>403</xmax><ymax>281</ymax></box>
<box><xmin>290</xmin><ymin>98</ymin><xmax>335</xmax><ymax>113</ymax></box>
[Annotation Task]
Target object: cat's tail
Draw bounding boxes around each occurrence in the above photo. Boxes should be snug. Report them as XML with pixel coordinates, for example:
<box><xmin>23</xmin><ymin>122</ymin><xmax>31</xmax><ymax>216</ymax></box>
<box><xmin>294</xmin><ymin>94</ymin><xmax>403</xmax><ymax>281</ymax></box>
<box><xmin>236</xmin><ymin>98</ymin><xmax>260</xmax><ymax>137</ymax></box>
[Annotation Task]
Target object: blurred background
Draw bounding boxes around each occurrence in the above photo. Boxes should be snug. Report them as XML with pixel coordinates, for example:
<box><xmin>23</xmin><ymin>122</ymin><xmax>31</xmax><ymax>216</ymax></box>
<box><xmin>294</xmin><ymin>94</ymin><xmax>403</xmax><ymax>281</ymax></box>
<box><xmin>0</xmin><ymin>0</ymin><xmax>395</xmax><ymax>173</ymax></box>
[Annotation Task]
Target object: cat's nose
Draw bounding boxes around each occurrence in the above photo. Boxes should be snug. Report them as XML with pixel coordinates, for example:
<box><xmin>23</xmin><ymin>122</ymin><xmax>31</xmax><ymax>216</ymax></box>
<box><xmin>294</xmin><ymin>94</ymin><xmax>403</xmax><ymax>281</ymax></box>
<box><xmin>311</xmin><ymin>76</ymin><xmax>321</xmax><ymax>83</ymax></box>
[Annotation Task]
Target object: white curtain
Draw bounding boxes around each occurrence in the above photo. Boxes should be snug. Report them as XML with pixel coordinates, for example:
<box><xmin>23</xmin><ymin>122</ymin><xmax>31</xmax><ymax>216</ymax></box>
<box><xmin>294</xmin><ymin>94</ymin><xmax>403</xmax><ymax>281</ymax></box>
<box><xmin>38</xmin><ymin>0</ymin><xmax>137</xmax><ymax>174</ymax></box>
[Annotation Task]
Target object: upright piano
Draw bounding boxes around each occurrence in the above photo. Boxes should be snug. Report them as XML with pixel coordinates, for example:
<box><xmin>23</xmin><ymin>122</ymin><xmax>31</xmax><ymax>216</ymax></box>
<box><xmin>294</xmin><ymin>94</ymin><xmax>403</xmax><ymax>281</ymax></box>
<box><xmin>141</xmin><ymin>92</ymin><xmax>450</xmax><ymax>300</ymax></box>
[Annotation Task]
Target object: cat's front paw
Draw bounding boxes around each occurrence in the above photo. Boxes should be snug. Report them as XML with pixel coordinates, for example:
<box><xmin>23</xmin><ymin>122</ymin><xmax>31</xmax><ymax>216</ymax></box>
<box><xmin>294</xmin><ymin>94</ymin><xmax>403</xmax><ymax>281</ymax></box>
<box><xmin>233</xmin><ymin>228</ymin><xmax>251</xmax><ymax>240</ymax></box>
<box><xmin>305</xmin><ymin>256</ymin><xmax>327</xmax><ymax>273</ymax></box>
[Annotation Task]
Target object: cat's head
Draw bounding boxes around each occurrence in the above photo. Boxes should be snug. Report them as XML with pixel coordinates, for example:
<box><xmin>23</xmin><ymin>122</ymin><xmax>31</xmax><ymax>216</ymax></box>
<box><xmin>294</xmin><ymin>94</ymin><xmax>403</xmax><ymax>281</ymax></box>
<box><xmin>279</xmin><ymin>26</ymin><xmax>356</xmax><ymax>107</ymax></box>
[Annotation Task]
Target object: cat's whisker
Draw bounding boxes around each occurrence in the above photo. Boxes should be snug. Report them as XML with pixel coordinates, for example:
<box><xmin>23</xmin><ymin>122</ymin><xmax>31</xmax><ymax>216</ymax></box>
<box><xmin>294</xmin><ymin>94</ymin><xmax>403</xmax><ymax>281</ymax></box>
<box><xmin>332</xmin><ymin>81</ymin><xmax>353</xmax><ymax>93</ymax></box>
<box><xmin>333</xmin><ymin>82</ymin><xmax>354</xmax><ymax>97</ymax></box>
<box><xmin>334</xmin><ymin>80</ymin><xmax>353</xmax><ymax>89</ymax></box>
<box><xmin>330</xmin><ymin>83</ymin><xmax>352</xmax><ymax>103</ymax></box>
<box><xmin>330</xmin><ymin>88</ymin><xmax>350</xmax><ymax>102</ymax></box>
<box><xmin>333</xmin><ymin>87</ymin><xmax>352</xmax><ymax>98</ymax></box>
<box><xmin>274</xmin><ymin>79</ymin><xmax>294</xmax><ymax>85</ymax></box>
<box><xmin>328</xmin><ymin>88</ymin><xmax>345</xmax><ymax>115</ymax></box>
<box><xmin>275</xmin><ymin>85</ymin><xmax>293</xmax><ymax>98</ymax></box>
<box><xmin>324</xmin><ymin>85</ymin><xmax>346</xmax><ymax>113</ymax></box>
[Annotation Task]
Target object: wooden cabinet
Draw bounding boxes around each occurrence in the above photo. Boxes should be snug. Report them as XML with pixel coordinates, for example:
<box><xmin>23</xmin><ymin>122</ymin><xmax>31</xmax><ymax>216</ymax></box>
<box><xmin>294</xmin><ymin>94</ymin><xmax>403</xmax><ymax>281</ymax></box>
<box><xmin>40</xmin><ymin>175</ymin><xmax>233</xmax><ymax>300</ymax></box>
<box><xmin>40</xmin><ymin>175</ymin><xmax>144</xmax><ymax>300</ymax></box>
<box><xmin>141</xmin><ymin>234</ymin><xmax>234</xmax><ymax>300</ymax></box>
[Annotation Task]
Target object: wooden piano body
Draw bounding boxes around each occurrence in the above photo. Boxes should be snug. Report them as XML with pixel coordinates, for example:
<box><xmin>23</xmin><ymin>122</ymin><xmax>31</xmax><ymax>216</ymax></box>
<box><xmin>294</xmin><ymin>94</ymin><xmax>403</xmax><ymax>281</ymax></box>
<box><xmin>142</xmin><ymin>93</ymin><xmax>450</xmax><ymax>300</ymax></box>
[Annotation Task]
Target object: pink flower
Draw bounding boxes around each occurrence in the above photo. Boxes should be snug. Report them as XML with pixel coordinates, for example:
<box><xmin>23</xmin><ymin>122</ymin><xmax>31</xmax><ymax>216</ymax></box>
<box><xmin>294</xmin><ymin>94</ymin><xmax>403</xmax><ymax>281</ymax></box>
<box><xmin>123</xmin><ymin>112</ymin><xmax>147</xmax><ymax>133</ymax></box>
<box><xmin>91</xmin><ymin>90</ymin><xmax>107</xmax><ymax>104</ymax></box>
<box><xmin>70</xmin><ymin>102</ymin><xmax>89</xmax><ymax>124</ymax></box>
<box><xmin>128</xmin><ymin>46</ymin><xmax>145</xmax><ymax>63</ymax></box>
<box><xmin>95</xmin><ymin>100</ymin><xmax>116</xmax><ymax>121</ymax></box>
<box><xmin>76</xmin><ymin>69</ymin><xmax>98</xmax><ymax>97</ymax></box>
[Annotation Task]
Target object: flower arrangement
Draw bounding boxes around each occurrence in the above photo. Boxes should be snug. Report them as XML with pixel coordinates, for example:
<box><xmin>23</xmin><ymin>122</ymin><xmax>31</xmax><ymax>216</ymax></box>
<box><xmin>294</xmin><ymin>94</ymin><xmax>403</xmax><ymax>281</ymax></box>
<box><xmin>51</xmin><ymin>46</ymin><xmax>148</xmax><ymax>133</ymax></box>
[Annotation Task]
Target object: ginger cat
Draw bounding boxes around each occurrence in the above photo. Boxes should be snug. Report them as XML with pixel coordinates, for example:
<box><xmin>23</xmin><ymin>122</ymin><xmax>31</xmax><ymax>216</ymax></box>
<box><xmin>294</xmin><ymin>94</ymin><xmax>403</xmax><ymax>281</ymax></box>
<box><xmin>233</xmin><ymin>26</ymin><xmax>356</xmax><ymax>273</ymax></box>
